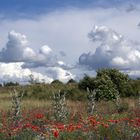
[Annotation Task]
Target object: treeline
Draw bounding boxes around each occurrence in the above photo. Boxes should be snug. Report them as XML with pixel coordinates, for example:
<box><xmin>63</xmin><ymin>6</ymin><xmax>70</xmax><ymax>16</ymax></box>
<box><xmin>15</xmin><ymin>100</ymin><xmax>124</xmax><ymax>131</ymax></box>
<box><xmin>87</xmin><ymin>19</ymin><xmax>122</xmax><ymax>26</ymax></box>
<box><xmin>1</xmin><ymin>68</ymin><xmax>140</xmax><ymax>101</ymax></box>
<box><xmin>78</xmin><ymin>69</ymin><xmax>140</xmax><ymax>100</ymax></box>
<box><xmin>0</xmin><ymin>82</ymin><xmax>19</xmax><ymax>87</ymax></box>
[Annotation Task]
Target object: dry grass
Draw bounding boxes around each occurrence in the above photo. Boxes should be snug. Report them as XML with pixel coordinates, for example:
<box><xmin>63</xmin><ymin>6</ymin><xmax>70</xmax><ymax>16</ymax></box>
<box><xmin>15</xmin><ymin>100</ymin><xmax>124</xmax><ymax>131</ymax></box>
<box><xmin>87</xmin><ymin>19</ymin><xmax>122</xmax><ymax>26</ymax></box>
<box><xmin>0</xmin><ymin>92</ymin><xmax>139</xmax><ymax>113</ymax></box>
<box><xmin>22</xmin><ymin>99</ymin><xmax>51</xmax><ymax>109</ymax></box>
<box><xmin>67</xmin><ymin>100</ymin><xmax>87</xmax><ymax>114</ymax></box>
<box><xmin>122</xmin><ymin>98</ymin><xmax>138</xmax><ymax>108</ymax></box>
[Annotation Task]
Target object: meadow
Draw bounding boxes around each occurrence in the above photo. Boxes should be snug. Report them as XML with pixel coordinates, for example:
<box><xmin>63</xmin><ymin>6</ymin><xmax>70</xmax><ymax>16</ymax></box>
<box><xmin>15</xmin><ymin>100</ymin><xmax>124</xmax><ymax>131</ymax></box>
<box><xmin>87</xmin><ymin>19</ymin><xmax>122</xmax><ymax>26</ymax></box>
<box><xmin>0</xmin><ymin>85</ymin><xmax>139</xmax><ymax>140</ymax></box>
<box><xmin>0</xmin><ymin>69</ymin><xmax>140</xmax><ymax>140</ymax></box>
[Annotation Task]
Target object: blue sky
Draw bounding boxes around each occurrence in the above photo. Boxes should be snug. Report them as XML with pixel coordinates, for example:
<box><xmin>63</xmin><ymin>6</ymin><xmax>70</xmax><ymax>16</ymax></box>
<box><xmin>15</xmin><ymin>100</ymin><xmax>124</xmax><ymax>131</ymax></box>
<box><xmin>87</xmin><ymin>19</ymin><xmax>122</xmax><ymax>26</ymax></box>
<box><xmin>0</xmin><ymin>0</ymin><xmax>140</xmax><ymax>83</ymax></box>
<box><xmin>0</xmin><ymin>0</ymin><xmax>139</xmax><ymax>18</ymax></box>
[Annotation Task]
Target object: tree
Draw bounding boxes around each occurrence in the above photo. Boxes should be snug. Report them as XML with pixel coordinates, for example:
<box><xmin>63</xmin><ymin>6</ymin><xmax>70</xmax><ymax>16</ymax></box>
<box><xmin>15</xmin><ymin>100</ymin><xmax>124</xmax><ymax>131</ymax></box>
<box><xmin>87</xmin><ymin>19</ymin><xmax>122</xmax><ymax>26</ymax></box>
<box><xmin>67</xmin><ymin>79</ymin><xmax>77</xmax><ymax>84</ymax></box>
<box><xmin>3</xmin><ymin>82</ymin><xmax>19</xmax><ymax>87</ymax></box>
<box><xmin>51</xmin><ymin>80</ymin><xmax>63</xmax><ymax>85</ymax></box>
<box><xmin>96</xmin><ymin>68</ymin><xmax>130</xmax><ymax>97</ymax></box>
<box><xmin>129</xmin><ymin>79</ymin><xmax>140</xmax><ymax>97</ymax></box>
<box><xmin>78</xmin><ymin>75</ymin><xmax>96</xmax><ymax>90</ymax></box>
<box><xmin>95</xmin><ymin>74</ymin><xmax>118</xmax><ymax>101</ymax></box>
<box><xmin>78</xmin><ymin>68</ymin><xmax>133</xmax><ymax>100</ymax></box>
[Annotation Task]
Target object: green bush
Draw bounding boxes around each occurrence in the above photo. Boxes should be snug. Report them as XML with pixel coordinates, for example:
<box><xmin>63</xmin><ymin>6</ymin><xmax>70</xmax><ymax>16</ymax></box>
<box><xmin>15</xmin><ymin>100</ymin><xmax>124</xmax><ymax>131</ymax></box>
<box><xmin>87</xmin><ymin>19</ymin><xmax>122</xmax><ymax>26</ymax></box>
<box><xmin>64</xmin><ymin>88</ymin><xmax>86</xmax><ymax>101</ymax></box>
<box><xmin>78</xmin><ymin>75</ymin><xmax>96</xmax><ymax>90</ymax></box>
<box><xmin>95</xmin><ymin>74</ymin><xmax>118</xmax><ymax>101</ymax></box>
<box><xmin>51</xmin><ymin>80</ymin><xmax>64</xmax><ymax>85</ymax></box>
<box><xmin>96</xmin><ymin>68</ymin><xmax>130</xmax><ymax>97</ymax></box>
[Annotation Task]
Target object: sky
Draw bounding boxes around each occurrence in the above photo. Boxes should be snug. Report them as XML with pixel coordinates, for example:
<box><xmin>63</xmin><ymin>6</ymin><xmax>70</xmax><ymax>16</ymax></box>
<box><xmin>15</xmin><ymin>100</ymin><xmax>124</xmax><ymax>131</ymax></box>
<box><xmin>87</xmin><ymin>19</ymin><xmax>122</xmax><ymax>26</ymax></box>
<box><xmin>0</xmin><ymin>0</ymin><xmax>140</xmax><ymax>84</ymax></box>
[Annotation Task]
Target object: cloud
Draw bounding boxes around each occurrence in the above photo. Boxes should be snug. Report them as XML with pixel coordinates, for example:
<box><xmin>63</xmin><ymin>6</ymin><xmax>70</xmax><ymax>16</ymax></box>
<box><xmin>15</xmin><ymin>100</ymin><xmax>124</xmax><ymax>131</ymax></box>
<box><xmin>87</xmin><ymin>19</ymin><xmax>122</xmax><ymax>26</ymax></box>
<box><xmin>1</xmin><ymin>0</ymin><xmax>139</xmax><ymax>19</ymax></box>
<box><xmin>79</xmin><ymin>25</ymin><xmax>140</xmax><ymax>71</ymax></box>
<box><xmin>0</xmin><ymin>62</ymin><xmax>53</xmax><ymax>84</ymax></box>
<box><xmin>0</xmin><ymin>6</ymin><xmax>140</xmax><ymax>65</ymax></box>
<box><xmin>46</xmin><ymin>67</ymin><xmax>75</xmax><ymax>83</ymax></box>
<box><xmin>0</xmin><ymin>5</ymin><xmax>140</xmax><ymax>79</ymax></box>
<box><xmin>0</xmin><ymin>30</ymin><xmax>36</xmax><ymax>62</ymax></box>
<box><xmin>59</xmin><ymin>51</ymin><xmax>66</xmax><ymax>57</ymax></box>
<box><xmin>22</xmin><ymin>45</ymin><xmax>58</xmax><ymax>68</ymax></box>
<box><xmin>0</xmin><ymin>62</ymin><xmax>75</xmax><ymax>84</ymax></box>
<box><xmin>123</xmin><ymin>70</ymin><xmax>140</xmax><ymax>78</ymax></box>
<box><xmin>0</xmin><ymin>30</ymin><xmax>76</xmax><ymax>83</ymax></box>
<box><xmin>0</xmin><ymin>30</ymin><xmax>69</xmax><ymax>69</ymax></box>
<box><xmin>138</xmin><ymin>22</ymin><xmax>140</xmax><ymax>27</ymax></box>
<box><xmin>125</xmin><ymin>4</ymin><xmax>137</xmax><ymax>12</ymax></box>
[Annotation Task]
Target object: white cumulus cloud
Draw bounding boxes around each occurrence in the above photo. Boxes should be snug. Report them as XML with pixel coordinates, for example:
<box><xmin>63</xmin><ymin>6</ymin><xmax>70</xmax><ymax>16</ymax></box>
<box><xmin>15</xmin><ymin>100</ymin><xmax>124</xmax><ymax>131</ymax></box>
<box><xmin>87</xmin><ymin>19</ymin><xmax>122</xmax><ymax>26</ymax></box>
<box><xmin>46</xmin><ymin>67</ymin><xmax>75</xmax><ymax>83</ymax></box>
<box><xmin>0</xmin><ymin>31</ymin><xmax>69</xmax><ymax>69</ymax></box>
<box><xmin>79</xmin><ymin>25</ymin><xmax>140</xmax><ymax>71</ymax></box>
<box><xmin>0</xmin><ymin>31</ymin><xmax>75</xmax><ymax>83</ymax></box>
<box><xmin>0</xmin><ymin>62</ymin><xmax>53</xmax><ymax>84</ymax></box>
<box><xmin>0</xmin><ymin>5</ymin><xmax>140</xmax><ymax>79</ymax></box>
<box><xmin>0</xmin><ymin>30</ymin><xmax>36</xmax><ymax>62</ymax></box>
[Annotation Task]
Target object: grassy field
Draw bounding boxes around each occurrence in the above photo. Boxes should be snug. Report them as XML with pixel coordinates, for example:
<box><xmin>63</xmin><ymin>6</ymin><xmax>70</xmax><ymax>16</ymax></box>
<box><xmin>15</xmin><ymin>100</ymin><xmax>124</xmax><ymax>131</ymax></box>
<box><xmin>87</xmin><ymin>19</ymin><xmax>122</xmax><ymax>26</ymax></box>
<box><xmin>0</xmin><ymin>85</ymin><xmax>139</xmax><ymax>139</ymax></box>
<box><xmin>0</xmin><ymin>91</ymin><xmax>139</xmax><ymax>112</ymax></box>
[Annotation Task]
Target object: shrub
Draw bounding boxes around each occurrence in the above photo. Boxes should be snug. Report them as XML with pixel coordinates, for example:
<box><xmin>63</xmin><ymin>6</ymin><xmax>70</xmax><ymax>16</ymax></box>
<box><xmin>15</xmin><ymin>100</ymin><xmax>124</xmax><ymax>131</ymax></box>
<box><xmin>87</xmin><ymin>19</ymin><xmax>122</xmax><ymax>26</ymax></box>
<box><xmin>3</xmin><ymin>82</ymin><xmax>19</xmax><ymax>87</ymax></box>
<box><xmin>95</xmin><ymin>74</ymin><xmax>118</xmax><ymax>101</ymax></box>
<box><xmin>78</xmin><ymin>75</ymin><xmax>96</xmax><ymax>90</ymax></box>
<box><xmin>51</xmin><ymin>80</ymin><xmax>64</xmax><ymax>85</ymax></box>
<box><xmin>64</xmin><ymin>88</ymin><xmax>86</xmax><ymax>101</ymax></box>
<box><xmin>67</xmin><ymin>79</ymin><xmax>77</xmax><ymax>84</ymax></box>
<box><xmin>96</xmin><ymin>68</ymin><xmax>131</xmax><ymax>97</ymax></box>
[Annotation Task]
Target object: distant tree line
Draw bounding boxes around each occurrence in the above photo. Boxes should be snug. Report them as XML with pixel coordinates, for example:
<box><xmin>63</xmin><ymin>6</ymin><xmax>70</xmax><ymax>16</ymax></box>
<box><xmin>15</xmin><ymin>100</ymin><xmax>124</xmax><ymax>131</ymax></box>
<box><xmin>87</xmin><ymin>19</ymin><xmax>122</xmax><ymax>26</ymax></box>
<box><xmin>0</xmin><ymin>82</ymin><xmax>19</xmax><ymax>87</ymax></box>
<box><xmin>78</xmin><ymin>68</ymin><xmax>140</xmax><ymax>100</ymax></box>
<box><xmin>0</xmin><ymin>68</ymin><xmax>140</xmax><ymax>101</ymax></box>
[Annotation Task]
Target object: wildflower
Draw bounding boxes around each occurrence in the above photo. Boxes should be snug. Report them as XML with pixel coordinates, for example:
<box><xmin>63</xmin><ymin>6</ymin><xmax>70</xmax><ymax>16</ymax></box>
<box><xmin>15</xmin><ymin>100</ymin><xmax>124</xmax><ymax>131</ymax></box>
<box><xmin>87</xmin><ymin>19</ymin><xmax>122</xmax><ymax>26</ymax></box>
<box><xmin>25</xmin><ymin>123</ymin><xmax>32</xmax><ymax>128</ymax></box>
<box><xmin>101</xmin><ymin>123</ymin><xmax>109</xmax><ymax>128</ymax></box>
<box><xmin>104</xmin><ymin>124</ymin><xmax>109</xmax><ymax>128</ymax></box>
<box><xmin>67</xmin><ymin>124</ymin><xmax>75</xmax><ymax>132</ymax></box>
<box><xmin>31</xmin><ymin>125</ymin><xmax>40</xmax><ymax>132</ymax></box>
<box><xmin>53</xmin><ymin>130</ymin><xmax>59</xmax><ymax>138</ymax></box>
<box><xmin>76</xmin><ymin>124</ymin><xmax>82</xmax><ymax>129</ymax></box>
<box><xmin>56</xmin><ymin>124</ymin><xmax>65</xmax><ymax>130</ymax></box>
<box><xmin>108</xmin><ymin>119</ymin><xmax>118</xmax><ymax>123</ymax></box>
<box><xmin>35</xmin><ymin>113</ymin><xmax>44</xmax><ymax>119</ymax></box>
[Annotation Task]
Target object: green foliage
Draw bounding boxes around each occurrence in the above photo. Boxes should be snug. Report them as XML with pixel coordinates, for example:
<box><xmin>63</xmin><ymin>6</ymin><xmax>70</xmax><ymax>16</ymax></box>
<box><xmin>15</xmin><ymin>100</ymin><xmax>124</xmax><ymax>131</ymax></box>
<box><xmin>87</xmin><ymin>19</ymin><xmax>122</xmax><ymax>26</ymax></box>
<box><xmin>78</xmin><ymin>69</ymin><xmax>128</xmax><ymax>100</ymax></box>
<box><xmin>78</xmin><ymin>75</ymin><xmax>96</xmax><ymax>90</ymax></box>
<box><xmin>63</xmin><ymin>87</ymin><xmax>86</xmax><ymax>101</ymax></box>
<box><xmin>67</xmin><ymin>79</ymin><xmax>77</xmax><ymax>84</ymax></box>
<box><xmin>129</xmin><ymin>79</ymin><xmax>140</xmax><ymax>97</ymax></box>
<box><xmin>51</xmin><ymin>79</ymin><xmax>64</xmax><ymax>85</ymax></box>
<box><xmin>78</xmin><ymin>68</ymin><xmax>136</xmax><ymax>100</ymax></box>
<box><xmin>95</xmin><ymin>74</ymin><xmax>118</xmax><ymax>101</ymax></box>
<box><xmin>0</xmin><ymin>68</ymin><xmax>140</xmax><ymax>101</ymax></box>
<box><xmin>96</xmin><ymin>68</ymin><xmax>130</xmax><ymax>97</ymax></box>
<box><xmin>3</xmin><ymin>82</ymin><xmax>19</xmax><ymax>87</ymax></box>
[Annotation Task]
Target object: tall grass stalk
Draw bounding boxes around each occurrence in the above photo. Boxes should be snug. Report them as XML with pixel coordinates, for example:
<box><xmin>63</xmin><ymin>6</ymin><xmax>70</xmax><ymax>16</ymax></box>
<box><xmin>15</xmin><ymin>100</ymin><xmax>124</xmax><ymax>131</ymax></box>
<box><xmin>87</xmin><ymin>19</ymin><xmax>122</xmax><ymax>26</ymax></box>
<box><xmin>10</xmin><ymin>89</ymin><xmax>23</xmax><ymax>127</ymax></box>
<box><xmin>52</xmin><ymin>90</ymin><xmax>68</xmax><ymax>122</ymax></box>
<box><xmin>87</xmin><ymin>88</ymin><xmax>96</xmax><ymax>115</ymax></box>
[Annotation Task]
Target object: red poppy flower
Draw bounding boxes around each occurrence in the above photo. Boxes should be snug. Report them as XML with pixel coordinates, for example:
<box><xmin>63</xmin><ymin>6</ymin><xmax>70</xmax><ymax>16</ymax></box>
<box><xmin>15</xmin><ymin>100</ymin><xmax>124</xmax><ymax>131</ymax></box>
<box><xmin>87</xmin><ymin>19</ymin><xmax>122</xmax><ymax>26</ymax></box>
<box><xmin>53</xmin><ymin>130</ymin><xmax>59</xmax><ymax>138</ymax></box>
